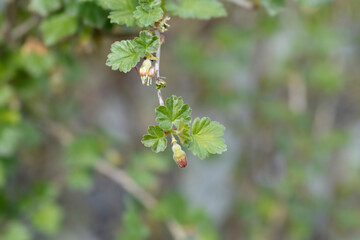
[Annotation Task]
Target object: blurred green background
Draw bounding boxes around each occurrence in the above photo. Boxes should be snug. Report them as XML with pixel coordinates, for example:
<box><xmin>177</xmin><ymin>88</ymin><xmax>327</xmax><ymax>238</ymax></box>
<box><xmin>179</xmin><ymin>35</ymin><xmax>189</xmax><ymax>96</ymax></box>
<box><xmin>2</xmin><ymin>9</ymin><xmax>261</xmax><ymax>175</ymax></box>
<box><xmin>1</xmin><ymin>0</ymin><xmax>360</xmax><ymax>239</ymax></box>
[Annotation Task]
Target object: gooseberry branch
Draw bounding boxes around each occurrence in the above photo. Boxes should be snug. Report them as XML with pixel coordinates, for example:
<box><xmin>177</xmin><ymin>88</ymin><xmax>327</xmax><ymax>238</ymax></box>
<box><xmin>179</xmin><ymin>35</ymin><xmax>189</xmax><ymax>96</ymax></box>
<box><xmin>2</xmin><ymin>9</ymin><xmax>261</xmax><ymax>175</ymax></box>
<box><xmin>155</xmin><ymin>30</ymin><xmax>165</xmax><ymax>106</ymax></box>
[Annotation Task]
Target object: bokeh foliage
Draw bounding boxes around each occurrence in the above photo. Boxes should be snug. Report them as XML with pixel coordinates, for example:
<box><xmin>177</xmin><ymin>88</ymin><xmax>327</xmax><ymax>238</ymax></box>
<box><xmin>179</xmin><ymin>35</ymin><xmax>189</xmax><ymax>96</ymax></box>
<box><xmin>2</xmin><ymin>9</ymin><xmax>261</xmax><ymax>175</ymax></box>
<box><xmin>1</xmin><ymin>0</ymin><xmax>360</xmax><ymax>239</ymax></box>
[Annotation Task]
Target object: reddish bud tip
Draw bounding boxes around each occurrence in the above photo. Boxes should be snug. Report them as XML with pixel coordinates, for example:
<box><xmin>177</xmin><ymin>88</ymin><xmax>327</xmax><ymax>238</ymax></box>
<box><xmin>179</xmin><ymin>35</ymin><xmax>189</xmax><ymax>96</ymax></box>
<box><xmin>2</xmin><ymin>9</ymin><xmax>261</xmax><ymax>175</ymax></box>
<box><xmin>175</xmin><ymin>155</ymin><xmax>187</xmax><ymax>168</ymax></box>
<box><xmin>172</xmin><ymin>142</ymin><xmax>187</xmax><ymax>168</ymax></box>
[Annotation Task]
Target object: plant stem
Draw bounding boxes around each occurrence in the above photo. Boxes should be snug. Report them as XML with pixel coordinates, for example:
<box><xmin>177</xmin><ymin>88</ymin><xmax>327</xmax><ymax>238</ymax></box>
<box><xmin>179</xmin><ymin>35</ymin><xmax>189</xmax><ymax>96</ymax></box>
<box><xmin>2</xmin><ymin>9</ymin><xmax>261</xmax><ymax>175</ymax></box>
<box><xmin>154</xmin><ymin>30</ymin><xmax>165</xmax><ymax>106</ymax></box>
<box><xmin>171</xmin><ymin>133</ymin><xmax>176</xmax><ymax>144</ymax></box>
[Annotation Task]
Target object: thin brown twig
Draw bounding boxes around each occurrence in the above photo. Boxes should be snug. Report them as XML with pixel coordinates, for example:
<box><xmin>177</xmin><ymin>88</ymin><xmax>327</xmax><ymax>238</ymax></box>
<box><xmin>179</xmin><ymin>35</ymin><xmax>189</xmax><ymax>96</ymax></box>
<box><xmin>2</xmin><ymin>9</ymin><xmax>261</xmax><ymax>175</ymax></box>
<box><xmin>10</xmin><ymin>16</ymin><xmax>40</xmax><ymax>41</ymax></box>
<box><xmin>95</xmin><ymin>161</ymin><xmax>157</xmax><ymax>209</ymax></box>
<box><xmin>95</xmin><ymin>161</ymin><xmax>188</xmax><ymax>240</ymax></box>
<box><xmin>47</xmin><ymin>121</ymin><xmax>187</xmax><ymax>240</ymax></box>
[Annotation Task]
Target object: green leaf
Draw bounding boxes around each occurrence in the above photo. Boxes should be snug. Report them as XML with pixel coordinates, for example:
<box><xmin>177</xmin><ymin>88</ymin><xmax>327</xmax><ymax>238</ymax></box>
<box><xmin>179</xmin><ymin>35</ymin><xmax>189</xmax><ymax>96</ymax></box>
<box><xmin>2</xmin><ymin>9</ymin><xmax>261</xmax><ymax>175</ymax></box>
<box><xmin>133</xmin><ymin>31</ymin><xmax>161</xmax><ymax>56</ymax></box>
<box><xmin>189</xmin><ymin>117</ymin><xmax>226</xmax><ymax>159</ymax></box>
<box><xmin>106</xmin><ymin>40</ymin><xmax>141</xmax><ymax>73</ymax></box>
<box><xmin>177</xmin><ymin>118</ymin><xmax>191</xmax><ymax>145</ymax></box>
<box><xmin>29</xmin><ymin>0</ymin><xmax>61</xmax><ymax>16</ymax></box>
<box><xmin>165</xmin><ymin>0</ymin><xmax>226</xmax><ymax>19</ymax></box>
<box><xmin>98</xmin><ymin>0</ymin><xmax>137</xmax><ymax>26</ymax></box>
<box><xmin>31</xmin><ymin>202</ymin><xmax>63</xmax><ymax>235</ymax></box>
<box><xmin>141</xmin><ymin>126</ymin><xmax>167</xmax><ymax>153</ymax></box>
<box><xmin>139</xmin><ymin>0</ymin><xmax>162</xmax><ymax>11</ymax></box>
<box><xmin>0</xmin><ymin>162</ymin><xmax>5</xmax><ymax>188</ymax></box>
<box><xmin>64</xmin><ymin>135</ymin><xmax>105</xmax><ymax>190</ymax></box>
<box><xmin>155</xmin><ymin>95</ymin><xmax>192</xmax><ymax>130</ymax></box>
<box><xmin>117</xmin><ymin>201</ymin><xmax>149</xmax><ymax>240</ymax></box>
<box><xmin>40</xmin><ymin>13</ymin><xmax>78</xmax><ymax>45</ymax></box>
<box><xmin>67</xmin><ymin>169</ymin><xmax>93</xmax><ymax>191</ymax></box>
<box><xmin>0</xmin><ymin>127</ymin><xmax>21</xmax><ymax>157</ymax></box>
<box><xmin>2</xmin><ymin>222</ymin><xmax>31</xmax><ymax>240</ymax></box>
<box><xmin>80</xmin><ymin>1</ymin><xmax>108</xmax><ymax>28</ymax></box>
<box><xmin>133</xmin><ymin>5</ymin><xmax>163</xmax><ymax>27</ymax></box>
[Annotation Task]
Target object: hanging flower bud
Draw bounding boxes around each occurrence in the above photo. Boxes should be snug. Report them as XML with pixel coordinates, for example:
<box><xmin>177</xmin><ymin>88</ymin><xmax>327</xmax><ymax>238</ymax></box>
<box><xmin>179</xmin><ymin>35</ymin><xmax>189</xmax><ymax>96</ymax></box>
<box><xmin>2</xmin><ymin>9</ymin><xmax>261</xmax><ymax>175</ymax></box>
<box><xmin>147</xmin><ymin>66</ymin><xmax>155</xmax><ymax>86</ymax></box>
<box><xmin>172</xmin><ymin>140</ymin><xmax>187</xmax><ymax>168</ymax></box>
<box><xmin>138</xmin><ymin>59</ymin><xmax>155</xmax><ymax>85</ymax></box>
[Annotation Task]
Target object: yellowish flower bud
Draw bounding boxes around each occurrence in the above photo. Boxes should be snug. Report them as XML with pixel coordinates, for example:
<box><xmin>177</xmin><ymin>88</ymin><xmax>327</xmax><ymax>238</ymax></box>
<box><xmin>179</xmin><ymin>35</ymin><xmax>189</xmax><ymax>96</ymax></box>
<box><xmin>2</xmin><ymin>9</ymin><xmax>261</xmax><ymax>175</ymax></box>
<box><xmin>172</xmin><ymin>142</ymin><xmax>187</xmax><ymax>168</ymax></box>
<box><xmin>138</xmin><ymin>59</ymin><xmax>154</xmax><ymax>85</ymax></box>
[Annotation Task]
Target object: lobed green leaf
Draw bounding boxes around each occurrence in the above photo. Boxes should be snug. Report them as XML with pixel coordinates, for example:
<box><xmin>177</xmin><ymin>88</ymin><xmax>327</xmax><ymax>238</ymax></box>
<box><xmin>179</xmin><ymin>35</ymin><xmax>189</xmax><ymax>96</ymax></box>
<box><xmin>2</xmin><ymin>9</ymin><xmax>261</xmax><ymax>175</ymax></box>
<box><xmin>98</xmin><ymin>0</ymin><xmax>137</xmax><ymax>26</ymax></box>
<box><xmin>189</xmin><ymin>117</ymin><xmax>227</xmax><ymax>159</ymax></box>
<box><xmin>106</xmin><ymin>40</ymin><xmax>141</xmax><ymax>73</ymax></box>
<box><xmin>133</xmin><ymin>31</ymin><xmax>161</xmax><ymax>56</ymax></box>
<box><xmin>141</xmin><ymin>125</ymin><xmax>167</xmax><ymax>153</ymax></box>
<box><xmin>155</xmin><ymin>95</ymin><xmax>192</xmax><ymax>130</ymax></box>
<box><xmin>139</xmin><ymin>0</ymin><xmax>162</xmax><ymax>11</ymax></box>
<box><xmin>133</xmin><ymin>5</ymin><xmax>163</xmax><ymax>27</ymax></box>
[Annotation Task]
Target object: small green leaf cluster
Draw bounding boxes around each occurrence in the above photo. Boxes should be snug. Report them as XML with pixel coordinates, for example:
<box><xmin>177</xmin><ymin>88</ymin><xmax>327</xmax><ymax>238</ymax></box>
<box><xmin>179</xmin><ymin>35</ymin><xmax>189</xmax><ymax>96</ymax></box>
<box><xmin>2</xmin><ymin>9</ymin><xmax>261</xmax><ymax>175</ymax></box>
<box><xmin>37</xmin><ymin>0</ymin><xmax>109</xmax><ymax>45</ymax></box>
<box><xmin>100</xmin><ymin>0</ymin><xmax>226</xmax><ymax>27</ymax></box>
<box><xmin>103</xmin><ymin>0</ymin><xmax>165</xmax><ymax>73</ymax></box>
<box><xmin>103</xmin><ymin>0</ymin><xmax>228</xmax><ymax>164</ymax></box>
<box><xmin>104</xmin><ymin>0</ymin><xmax>228</xmax><ymax>74</ymax></box>
<box><xmin>142</xmin><ymin>95</ymin><xmax>227</xmax><ymax>160</ymax></box>
<box><xmin>106</xmin><ymin>31</ymin><xmax>160</xmax><ymax>72</ymax></box>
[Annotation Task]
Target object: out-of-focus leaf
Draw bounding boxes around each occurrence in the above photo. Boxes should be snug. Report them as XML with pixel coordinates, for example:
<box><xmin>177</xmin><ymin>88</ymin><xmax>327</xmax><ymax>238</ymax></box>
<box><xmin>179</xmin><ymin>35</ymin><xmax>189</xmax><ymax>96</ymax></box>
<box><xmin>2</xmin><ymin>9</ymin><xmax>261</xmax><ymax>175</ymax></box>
<box><xmin>0</xmin><ymin>127</ymin><xmax>21</xmax><ymax>157</ymax></box>
<box><xmin>259</xmin><ymin>0</ymin><xmax>285</xmax><ymax>16</ymax></box>
<box><xmin>21</xmin><ymin>53</ymin><xmax>55</xmax><ymax>77</ymax></box>
<box><xmin>189</xmin><ymin>117</ymin><xmax>226</xmax><ymax>159</ymax></box>
<box><xmin>128</xmin><ymin>167</ymin><xmax>157</xmax><ymax>190</ymax></box>
<box><xmin>131</xmin><ymin>152</ymin><xmax>171</xmax><ymax>172</ymax></box>
<box><xmin>29</xmin><ymin>0</ymin><xmax>61</xmax><ymax>16</ymax></box>
<box><xmin>129</xmin><ymin>151</ymin><xmax>171</xmax><ymax>189</ymax></box>
<box><xmin>65</xmin><ymin>135</ymin><xmax>104</xmax><ymax>190</ymax></box>
<box><xmin>98</xmin><ymin>0</ymin><xmax>137</xmax><ymax>26</ymax></box>
<box><xmin>30</xmin><ymin>202</ymin><xmax>63</xmax><ymax>235</ymax></box>
<box><xmin>2</xmin><ymin>222</ymin><xmax>30</xmax><ymax>240</ymax></box>
<box><xmin>165</xmin><ymin>0</ymin><xmax>226</xmax><ymax>19</ymax></box>
<box><xmin>67</xmin><ymin>169</ymin><xmax>93</xmax><ymax>190</ymax></box>
<box><xmin>0</xmin><ymin>110</ymin><xmax>20</xmax><ymax>124</ymax></box>
<box><xmin>117</xmin><ymin>201</ymin><xmax>149</xmax><ymax>240</ymax></box>
<box><xmin>0</xmin><ymin>161</ymin><xmax>5</xmax><ymax>188</ymax></box>
<box><xmin>40</xmin><ymin>13</ymin><xmax>78</xmax><ymax>45</ymax></box>
<box><xmin>80</xmin><ymin>1</ymin><xmax>108</xmax><ymax>28</ymax></box>
<box><xmin>151</xmin><ymin>193</ymin><xmax>220</xmax><ymax>239</ymax></box>
<box><xmin>0</xmin><ymin>86</ymin><xmax>13</xmax><ymax>107</ymax></box>
<box><xmin>308</xmin><ymin>62</ymin><xmax>342</xmax><ymax>94</ymax></box>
